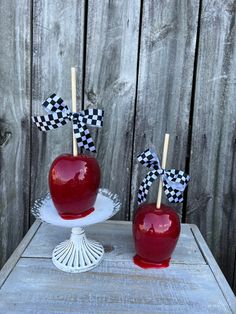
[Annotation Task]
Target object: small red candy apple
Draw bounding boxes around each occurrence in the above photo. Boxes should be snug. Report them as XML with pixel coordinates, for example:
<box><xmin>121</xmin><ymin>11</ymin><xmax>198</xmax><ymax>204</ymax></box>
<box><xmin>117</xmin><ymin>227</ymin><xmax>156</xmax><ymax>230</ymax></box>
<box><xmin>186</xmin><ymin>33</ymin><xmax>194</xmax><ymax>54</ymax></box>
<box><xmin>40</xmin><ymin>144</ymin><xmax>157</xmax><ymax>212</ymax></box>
<box><xmin>49</xmin><ymin>154</ymin><xmax>100</xmax><ymax>219</ymax></box>
<box><xmin>133</xmin><ymin>203</ymin><xmax>180</xmax><ymax>268</ymax></box>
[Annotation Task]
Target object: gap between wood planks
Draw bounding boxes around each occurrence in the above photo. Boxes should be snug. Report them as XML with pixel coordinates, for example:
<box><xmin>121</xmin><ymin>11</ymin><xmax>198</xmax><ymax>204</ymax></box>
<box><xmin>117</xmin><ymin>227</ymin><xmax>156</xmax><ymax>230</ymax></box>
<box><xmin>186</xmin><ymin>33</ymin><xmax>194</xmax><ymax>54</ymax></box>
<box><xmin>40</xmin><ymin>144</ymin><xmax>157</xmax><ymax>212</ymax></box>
<box><xmin>28</xmin><ymin>0</ymin><xmax>34</xmax><ymax>230</ymax></box>
<box><xmin>233</xmin><ymin>250</ymin><xmax>236</xmax><ymax>292</ymax></box>
<box><xmin>182</xmin><ymin>0</ymin><xmax>203</xmax><ymax>223</ymax></box>
<box><xmin>82</xmin><ymin>0</ymin><xmax>88</xmax><ymax>113</ymax></box>
<box><xmin>128</xmin><ymin>0</ymin><xmax>144</xmax><ymax>221</ymax></box>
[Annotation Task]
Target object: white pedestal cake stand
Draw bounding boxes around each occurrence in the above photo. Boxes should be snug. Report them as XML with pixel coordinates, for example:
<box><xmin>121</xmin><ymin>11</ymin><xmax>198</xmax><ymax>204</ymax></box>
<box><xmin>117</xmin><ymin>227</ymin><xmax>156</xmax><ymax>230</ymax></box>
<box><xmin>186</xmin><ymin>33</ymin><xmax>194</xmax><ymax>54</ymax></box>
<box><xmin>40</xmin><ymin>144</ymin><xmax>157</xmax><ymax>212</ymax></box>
<box><xmin>31</xmin><ymin>188</ymin><xmax>121</xmax><ymax>273</ymax></box>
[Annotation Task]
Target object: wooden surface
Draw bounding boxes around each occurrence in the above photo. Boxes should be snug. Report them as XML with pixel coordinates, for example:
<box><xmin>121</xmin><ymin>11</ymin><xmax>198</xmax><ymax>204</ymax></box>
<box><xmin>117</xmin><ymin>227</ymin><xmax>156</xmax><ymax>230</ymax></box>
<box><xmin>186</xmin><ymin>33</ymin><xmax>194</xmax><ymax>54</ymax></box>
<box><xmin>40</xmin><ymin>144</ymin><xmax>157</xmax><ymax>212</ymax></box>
<box><xmin>0</xmin><ymin>220</ymin><xmax>41</xmax><ymax>288</ymax></box>
<box><xmin>0</xmin><ymin>221</ymin><xmax>235</xmax><ymax>313</ymax></box>
<box><xmin>186</xmin><ymin>0</ymin><xmax>236</xmax><ymax>290</ymax></box>
<box><xmin>0</xmin><ymin>0</ymin><xmax>235</xmax><ymax>293</ymax></box>
<box><xmin>0</xmin><ymin>0</ymin><xmax>31</xmax><ymax>267</ymax></box>
<box><xmin>131</xmin><ymin>0</ymin><xmax>199</xmax><ymax>217</ymax></box>
<box><xmin>84</xmin><ymin>0</ymin><xmax>141</xmax><ymax>220</ymax></box>
<box><xmin>31</xmin><ymin>0</ymin><xmax>85</xmax><ymax>218</ymax></box>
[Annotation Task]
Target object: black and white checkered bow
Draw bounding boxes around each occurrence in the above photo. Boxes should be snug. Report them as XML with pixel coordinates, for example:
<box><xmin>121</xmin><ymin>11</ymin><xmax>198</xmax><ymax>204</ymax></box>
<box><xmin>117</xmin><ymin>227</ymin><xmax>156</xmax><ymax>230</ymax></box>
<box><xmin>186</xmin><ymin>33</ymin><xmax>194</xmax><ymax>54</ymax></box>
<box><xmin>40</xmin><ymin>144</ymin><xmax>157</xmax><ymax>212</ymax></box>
<box><xmin>137</xmin><ymin>148</ymin><xmax>190</xmax><ymax>205</ymax></box>
<box><xmin>32</xmin><ymin>94</ymin><xmax>104</xmax><ymax>152</ymax></box>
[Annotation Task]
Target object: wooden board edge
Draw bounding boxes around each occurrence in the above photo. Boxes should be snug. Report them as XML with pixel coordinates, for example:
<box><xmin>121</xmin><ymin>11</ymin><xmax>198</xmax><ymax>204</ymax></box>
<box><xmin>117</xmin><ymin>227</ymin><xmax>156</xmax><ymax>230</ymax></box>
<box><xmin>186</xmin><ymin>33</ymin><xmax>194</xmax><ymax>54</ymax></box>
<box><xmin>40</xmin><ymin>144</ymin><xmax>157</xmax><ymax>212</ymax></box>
<box><xmin>0</xmin><ymin>220</ymin><xmax>41</xmax><ymax>288</ymax></box>
<box><xmin>104</xmin><ymin>220</ymin><xmax>131</xmax><ymax>225</ymax></box>
<box><xmin>190</xmin><ymin>224</ymin><xmax>236</xmax><ymax>312</ymax></box>
<box><xmin>105</xmin><ymin>221</ymin><xmax>191</xmax><ymax>226</ymax></box>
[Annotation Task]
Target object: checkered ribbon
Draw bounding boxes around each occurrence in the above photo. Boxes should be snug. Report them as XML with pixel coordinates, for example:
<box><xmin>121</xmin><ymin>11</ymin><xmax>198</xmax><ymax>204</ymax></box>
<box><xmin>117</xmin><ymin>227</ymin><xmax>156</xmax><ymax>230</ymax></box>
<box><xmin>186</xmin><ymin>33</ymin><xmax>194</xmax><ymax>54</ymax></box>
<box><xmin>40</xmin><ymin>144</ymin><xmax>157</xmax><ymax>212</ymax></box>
<box><xmin>32</xmin><ymin>94</ymin><xmax>104</xmax><ymax>152</ymax></box>
<box><xmin>137</xmin><ymin>148</ymin><xmax>190</xmax><ymax>204</ymax></box>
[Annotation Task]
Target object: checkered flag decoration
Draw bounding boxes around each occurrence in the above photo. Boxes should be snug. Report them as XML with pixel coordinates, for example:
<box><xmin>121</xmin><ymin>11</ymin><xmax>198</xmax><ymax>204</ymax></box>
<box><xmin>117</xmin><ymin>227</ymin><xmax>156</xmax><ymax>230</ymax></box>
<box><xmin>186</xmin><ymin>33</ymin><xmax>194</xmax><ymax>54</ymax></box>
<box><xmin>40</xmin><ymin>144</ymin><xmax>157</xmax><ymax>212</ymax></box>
<box><xmin>137</xmin><ymin>148</ymin><xmax>190</xmax><ymax>205</ymax></box>
<box><xmin>32</xmin><ymin>94</ymin><xmax>104</xmax><ymax>152</ymax></box>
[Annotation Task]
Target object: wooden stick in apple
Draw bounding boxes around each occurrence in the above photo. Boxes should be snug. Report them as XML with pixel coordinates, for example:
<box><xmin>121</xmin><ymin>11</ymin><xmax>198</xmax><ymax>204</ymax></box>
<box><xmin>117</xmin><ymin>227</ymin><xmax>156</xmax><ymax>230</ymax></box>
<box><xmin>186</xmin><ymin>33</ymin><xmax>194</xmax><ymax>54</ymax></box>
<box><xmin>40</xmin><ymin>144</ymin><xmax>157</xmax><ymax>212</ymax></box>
<box><xmin>156</xmin><ymin>133</ymin><xmax>170</xmax><ymax>209</ymax></box>
<box><xmin>71</xmin><ymin>67</ymin><xmax>78</xmax><ymax>157</ymax></box>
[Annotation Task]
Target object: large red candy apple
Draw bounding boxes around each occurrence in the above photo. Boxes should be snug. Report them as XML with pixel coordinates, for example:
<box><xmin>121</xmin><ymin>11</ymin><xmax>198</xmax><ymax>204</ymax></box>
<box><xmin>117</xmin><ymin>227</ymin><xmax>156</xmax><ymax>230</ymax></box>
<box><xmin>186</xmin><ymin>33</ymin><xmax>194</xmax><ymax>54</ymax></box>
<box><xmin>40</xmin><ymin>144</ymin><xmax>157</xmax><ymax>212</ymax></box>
<box><xmin>49</xmin><ymin>154</ymin><xmax>100</xmax><ymax>219</ymax></box>
<box><xmin>133</xmin><ymin>203</ymin><xmax>180</xmax><ymax>268</ymax></box>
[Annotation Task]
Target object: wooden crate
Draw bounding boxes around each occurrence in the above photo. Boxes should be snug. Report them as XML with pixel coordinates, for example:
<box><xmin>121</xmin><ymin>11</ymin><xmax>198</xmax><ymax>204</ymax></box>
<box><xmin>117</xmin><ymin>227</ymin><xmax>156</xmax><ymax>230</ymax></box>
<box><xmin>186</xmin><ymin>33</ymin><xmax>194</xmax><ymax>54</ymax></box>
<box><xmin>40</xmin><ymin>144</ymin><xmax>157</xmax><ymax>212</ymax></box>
<box><xmin>0</xmin><ymin>221</ymin><xmax>235</xmax><ymax>313</ymax></box>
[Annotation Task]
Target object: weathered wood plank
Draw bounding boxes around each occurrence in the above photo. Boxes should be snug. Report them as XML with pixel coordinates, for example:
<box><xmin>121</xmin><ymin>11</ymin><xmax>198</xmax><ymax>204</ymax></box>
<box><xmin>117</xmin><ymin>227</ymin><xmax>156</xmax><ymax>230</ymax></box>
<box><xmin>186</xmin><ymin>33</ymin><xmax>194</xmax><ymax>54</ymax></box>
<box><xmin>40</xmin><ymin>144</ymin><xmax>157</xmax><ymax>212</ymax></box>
<box><xmin>190</xmin><ymin>224</ymin><xmax>236</xmax><ymax>313</ymax></box>
<box><xmin>31</xmin><ymin>0</ymin><xmax>85</xmax><ymax>219</ymax></box>
<box><xmin>186</xmin><ymin>0</ymin><xmax>236</xmax><ymax>293</ymax></box>
<box><xmin>23</xmin><ymin>222</ymin><xmax>206</xmax><ymax>265</ymax></box>
<box><xmin>0</xmin><ymin>259</ymin><xmax>231</xmax><ymax>313</ymax></box>
<box><xmin>130</xmin><ymin>0</ymin><xmax>200</xmax><ymax>217</ymax></box>
<box><xmin>0</xmin><ymin>0</ymin><xmax>31</xmax><ymax>268</ymax></box>
<box><xmin>234</xmin><ymin>258</ymin><xmax>236</xmax><ymax>293</ymax></box>
<box><xmin>84</xmin><ymin>0</ymin><xmax>141</xmax><ymax>220</ymax></box>
<box><xmin>0</xmin><ymin>220</ymin><xmax>41</xmax><ymax>288</ymax></box>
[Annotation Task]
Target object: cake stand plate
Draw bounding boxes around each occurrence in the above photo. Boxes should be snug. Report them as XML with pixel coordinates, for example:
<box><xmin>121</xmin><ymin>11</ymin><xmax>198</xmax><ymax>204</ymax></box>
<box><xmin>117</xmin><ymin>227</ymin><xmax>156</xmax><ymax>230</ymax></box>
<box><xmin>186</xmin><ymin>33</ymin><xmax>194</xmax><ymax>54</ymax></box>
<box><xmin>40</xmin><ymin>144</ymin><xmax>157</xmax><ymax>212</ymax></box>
<box><xmin>32</xmin><ymin>188</ymin><xmax>121</xmax><ymax>273</ymax></box>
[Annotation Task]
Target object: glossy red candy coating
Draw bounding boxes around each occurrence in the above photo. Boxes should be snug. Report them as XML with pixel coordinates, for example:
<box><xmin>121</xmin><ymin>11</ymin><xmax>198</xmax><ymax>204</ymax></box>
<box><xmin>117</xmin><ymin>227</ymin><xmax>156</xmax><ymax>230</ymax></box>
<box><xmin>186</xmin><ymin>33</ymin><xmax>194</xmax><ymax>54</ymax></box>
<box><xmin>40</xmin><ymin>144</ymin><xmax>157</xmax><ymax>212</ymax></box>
<box><xmin>133</xmin><ymin>203</ymin><xmax>180</xmax><ymax>268</ymax></box>
<box><xmin>49</xmin><ymin>154</ymin><xmax>100</xmax><ymax>220</ymax></box>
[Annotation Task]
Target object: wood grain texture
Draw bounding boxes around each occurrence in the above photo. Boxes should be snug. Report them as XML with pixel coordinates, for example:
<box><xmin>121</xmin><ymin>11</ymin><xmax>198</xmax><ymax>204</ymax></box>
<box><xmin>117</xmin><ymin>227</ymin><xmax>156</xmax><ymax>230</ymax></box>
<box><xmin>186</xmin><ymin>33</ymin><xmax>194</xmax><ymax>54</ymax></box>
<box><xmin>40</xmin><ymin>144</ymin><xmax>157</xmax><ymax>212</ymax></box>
<box><xmin>0</xmin><ymin>0</ymin><xmax>236</xmax><ymax>295</ymax></box>
<box><xmin>31</xmin><ymin>0</ymin><xmax>85</xmax><ymax>216</ymax></box>
<box><xmin>0</xmin><ymin>0</ymin><xmax>31</xmax><ymax>268</ymax></box>
<box><xmin>0</xmin><ymin>222</ymin><xmax>234</xmax><ymax>314</ymax></box>
<box><xmin>84</xmin><ymin>0</ymin><xmax>141</xmax><ymax>220</ymax></box>
<box><xmin>0</xmin><ymin>260</ymin><xmax>232</xmax><ymax>314</ymax></box>
<box><xmin>0</xmin><ymin>220</ymin><xmax>41</xmax><ymax>288</ymax></box>
<box><xmin>22</xmin><ymin>222</ymin><xmax>206</xmax><ymax>265</ymax></box>
<box><xmin>186</xmin><ymin>0</ymin><xmax>236</xmax><ymax>291</ymax></box>
<box><xmin>190</xmin><ymin>224</ymin><xmax>236</xmax><ymax>313</ymax></box>
<box><xmin>130</xmin><ymin>0</ymin><xmax>200</xmax><ymax>218</ymax></box>
<box><xmin>234</xmin><ymin>258</ymin><xmax>236</xmax><ymax>293</ymax></box>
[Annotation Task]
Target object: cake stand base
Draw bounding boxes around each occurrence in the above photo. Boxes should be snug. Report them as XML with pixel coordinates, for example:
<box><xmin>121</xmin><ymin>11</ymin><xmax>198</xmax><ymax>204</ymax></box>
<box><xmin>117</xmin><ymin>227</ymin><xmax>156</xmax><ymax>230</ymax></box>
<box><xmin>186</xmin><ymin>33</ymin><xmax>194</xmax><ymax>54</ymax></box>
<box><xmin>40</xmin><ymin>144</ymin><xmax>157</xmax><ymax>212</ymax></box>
<box><xmin>32</xmin><ymin>189</ymin><xmax>121</xmax><ymax>273</ymax></box>
<box><xmin>52</xmin><ymin>227</ymin><xmax>104</xmax><ymax>273</ymax></box>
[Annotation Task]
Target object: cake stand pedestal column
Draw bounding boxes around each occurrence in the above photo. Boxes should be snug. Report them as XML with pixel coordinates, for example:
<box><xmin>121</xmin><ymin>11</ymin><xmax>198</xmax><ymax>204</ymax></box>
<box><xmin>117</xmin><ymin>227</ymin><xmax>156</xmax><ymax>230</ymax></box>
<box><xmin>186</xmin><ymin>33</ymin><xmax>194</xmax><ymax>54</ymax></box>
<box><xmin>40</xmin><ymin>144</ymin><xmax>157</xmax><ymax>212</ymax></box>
<box><xmin>52</xmin><ymin>227</ymin><xmax>104</xmax><ymax>273</ymax></box>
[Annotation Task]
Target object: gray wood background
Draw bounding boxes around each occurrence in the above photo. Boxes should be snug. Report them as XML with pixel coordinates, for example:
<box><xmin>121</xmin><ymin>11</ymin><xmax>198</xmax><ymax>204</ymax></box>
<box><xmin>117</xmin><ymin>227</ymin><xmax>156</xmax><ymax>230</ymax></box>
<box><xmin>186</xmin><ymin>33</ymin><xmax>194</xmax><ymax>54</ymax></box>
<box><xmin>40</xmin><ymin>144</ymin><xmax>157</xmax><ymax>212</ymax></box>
<box><xmin>0</xmin><ymin>0</ymin><xmax>235</xmax><ymax>294</ymax></box>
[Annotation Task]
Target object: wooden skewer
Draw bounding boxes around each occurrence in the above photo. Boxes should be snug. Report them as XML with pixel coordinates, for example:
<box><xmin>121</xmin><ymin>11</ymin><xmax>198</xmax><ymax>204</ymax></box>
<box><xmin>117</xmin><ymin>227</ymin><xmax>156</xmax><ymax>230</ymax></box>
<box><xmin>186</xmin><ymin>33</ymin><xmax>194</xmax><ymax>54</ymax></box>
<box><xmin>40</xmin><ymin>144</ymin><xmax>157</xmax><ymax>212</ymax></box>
<box><xmin>71</xmin><ymin>67</ymin><xmax>78</xmax><ymax>157</ymax></box>
<box><xmin>156</xmin><ymin>133</ymin><xmax>170</xmax><ymax>209</ymax></box>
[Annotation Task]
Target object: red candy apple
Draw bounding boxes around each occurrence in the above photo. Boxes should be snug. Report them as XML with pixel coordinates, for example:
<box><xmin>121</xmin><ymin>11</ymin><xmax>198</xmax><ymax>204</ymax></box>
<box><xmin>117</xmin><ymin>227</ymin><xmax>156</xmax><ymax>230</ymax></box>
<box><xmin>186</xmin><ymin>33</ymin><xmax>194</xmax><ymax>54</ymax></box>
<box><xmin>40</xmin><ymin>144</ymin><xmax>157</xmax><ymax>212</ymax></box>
<box><xmin>133</xmin><ymin>203</ymin><xmax>180</xmax><ymax>268</ymax></box>
<box><xmin>49</xmin><ymin>154</ymin><xmax>100</xmax><ymax>219</ymax></box>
